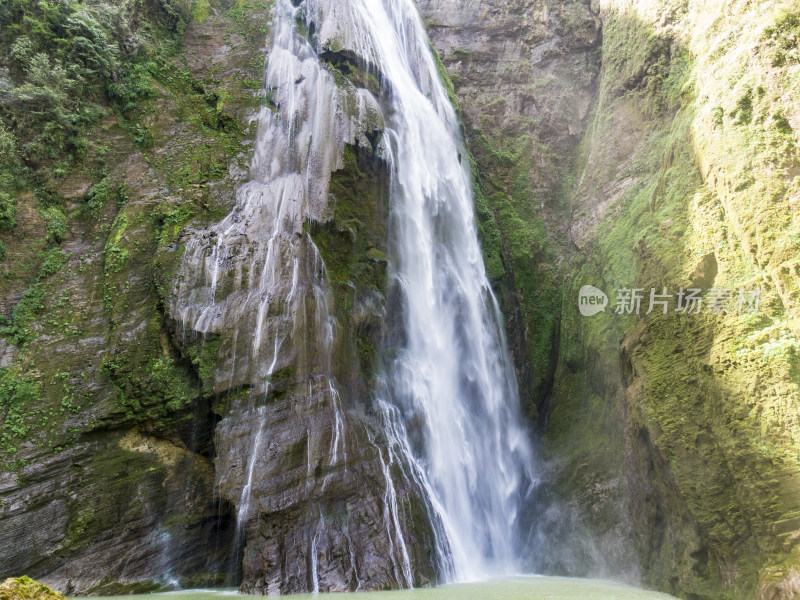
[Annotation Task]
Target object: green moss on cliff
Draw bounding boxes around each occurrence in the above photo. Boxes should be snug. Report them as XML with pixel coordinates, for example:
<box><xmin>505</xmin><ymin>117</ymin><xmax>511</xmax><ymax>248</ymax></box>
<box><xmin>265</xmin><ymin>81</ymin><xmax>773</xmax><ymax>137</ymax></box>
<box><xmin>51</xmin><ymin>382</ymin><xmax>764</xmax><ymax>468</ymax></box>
<box><xmin>465</xmin><ymin>129</ymin><xmax>565</xmax><ymax>417</ymax></box>
<box><xmin>0</xmin><ymin>4</ymin><xmax>263</xmax><ymax>598</ymax></box>
<box><xmin>307</xmin><ymin>144</ymin><xmax>389</xmax><ymax>388</ymax></box>
<box><xmin>0</xmin><ymin>576</ymin><xmax>65</xmax><ymax>600</ymax></box>
<box><xmin>539</xmin><ymin>1</ymin><xmax>800</xmax><ymax>598</ymax></box>
<box><xmin>310</xmin><ymin>146</ymin><xmax>388</xmax><ymax>291</ymax></box>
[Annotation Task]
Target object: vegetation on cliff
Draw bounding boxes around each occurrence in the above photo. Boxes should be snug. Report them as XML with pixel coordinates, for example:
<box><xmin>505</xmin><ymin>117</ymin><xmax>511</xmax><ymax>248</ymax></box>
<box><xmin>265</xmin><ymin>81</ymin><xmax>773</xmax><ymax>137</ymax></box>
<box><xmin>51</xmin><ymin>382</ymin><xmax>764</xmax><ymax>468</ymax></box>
<box><xmin>307</xmin><ymin>143</ymin><xmax>390</xmax><ymax>394</ymax></box>
<box><xmin>554</xmin><ymin>2</ymin><xmax>800</xmax><ymax>596</ymax></box>
<box><xmin>0</xmin><ymin>0</ymin><xmax>269</xmax><ymax>592</ymax></box>
<box><xmin>0</xmin><ymin>577</ymin><xmax>65</xmax><ymax>600</ymax></box>
<box><xmin>0</xmin><ymin>0</ymin><xmax>265</xmax><ymax>462</ymax></box>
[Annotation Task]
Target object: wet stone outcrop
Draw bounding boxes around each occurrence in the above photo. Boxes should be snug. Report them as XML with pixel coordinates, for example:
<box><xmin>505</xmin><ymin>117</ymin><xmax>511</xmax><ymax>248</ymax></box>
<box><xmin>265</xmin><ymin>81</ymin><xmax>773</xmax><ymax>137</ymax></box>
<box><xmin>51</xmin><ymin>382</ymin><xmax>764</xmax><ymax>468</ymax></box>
<box><xmin>165</xmin><ymin>0</ymin><xmax>444</xmax><ymax>592</ymax></box>
<box><xmin>192</xmin><ymin>144</ymin><xmax>443</xmax><ymax>592</ymax></box>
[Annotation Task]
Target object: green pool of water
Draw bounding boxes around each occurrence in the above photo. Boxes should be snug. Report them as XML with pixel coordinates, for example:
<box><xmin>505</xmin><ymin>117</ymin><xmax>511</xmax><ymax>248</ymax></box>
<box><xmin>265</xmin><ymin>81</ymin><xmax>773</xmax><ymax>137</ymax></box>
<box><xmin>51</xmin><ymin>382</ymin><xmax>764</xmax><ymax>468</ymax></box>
<box><xmin>81</xmin><ymin>576</ymin><xmax>679</xmax><ymax>600</ymax></box>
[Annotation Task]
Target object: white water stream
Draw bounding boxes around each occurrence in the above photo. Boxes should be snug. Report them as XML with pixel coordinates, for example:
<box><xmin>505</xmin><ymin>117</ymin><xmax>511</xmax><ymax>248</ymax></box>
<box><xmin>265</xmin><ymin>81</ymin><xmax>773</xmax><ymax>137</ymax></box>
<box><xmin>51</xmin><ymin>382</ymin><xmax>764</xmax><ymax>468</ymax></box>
<box><xmin>343</xmin><ymin>0</ymin><xmax>539</xmax><ymax>580</ymax></box>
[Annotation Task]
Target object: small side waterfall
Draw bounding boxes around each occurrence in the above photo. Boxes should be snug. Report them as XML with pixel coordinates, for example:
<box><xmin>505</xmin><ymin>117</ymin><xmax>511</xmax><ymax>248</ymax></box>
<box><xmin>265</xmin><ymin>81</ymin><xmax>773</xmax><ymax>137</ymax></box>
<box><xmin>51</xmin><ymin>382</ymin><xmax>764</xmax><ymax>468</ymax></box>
<box><xmin>170</xmin><ymin>0</ymin><xmax>537</xmax><ymax>591</ymax></box>
<box><xmin>170</xmin><ymin>0</ymin><xmax>386</xmax><ymax>585</ymax></box>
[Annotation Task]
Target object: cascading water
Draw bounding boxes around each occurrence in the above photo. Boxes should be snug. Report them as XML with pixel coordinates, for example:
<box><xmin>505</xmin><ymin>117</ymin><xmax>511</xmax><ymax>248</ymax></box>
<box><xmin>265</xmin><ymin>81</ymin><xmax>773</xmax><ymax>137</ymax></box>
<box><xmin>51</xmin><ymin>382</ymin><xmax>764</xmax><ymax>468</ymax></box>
<box><xmin>170</xmin><ymin>0</ymin><xmax>375</xmax><ymax>583</ymax></box>
<box><xmin>171</xmin><ymin>0</ymin><xmax>537</xmax><ymax>591</ymax></box>
<box><xmin>350</xmin><ymin>0</ymin><xmax>539</xmax><ymax>578</ymax></box>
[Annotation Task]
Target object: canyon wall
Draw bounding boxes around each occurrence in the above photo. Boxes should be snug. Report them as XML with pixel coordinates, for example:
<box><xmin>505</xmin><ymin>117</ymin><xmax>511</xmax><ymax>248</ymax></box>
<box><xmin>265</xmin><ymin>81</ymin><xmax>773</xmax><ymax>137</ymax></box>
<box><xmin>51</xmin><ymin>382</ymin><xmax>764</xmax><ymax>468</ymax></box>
<box><xmin>0</xmin><ymin>0</ymin><xmax>798</xmax><ymax>599</ymax></box>
<box><xmin>423</xmin><ymin>0</ymin><xmax>800</xmax><ymax>598</ymax></box>
<box><xmin>0</xmin><ymin>1</ymin><xmax>269</xmax><ymax>593</ymax></box>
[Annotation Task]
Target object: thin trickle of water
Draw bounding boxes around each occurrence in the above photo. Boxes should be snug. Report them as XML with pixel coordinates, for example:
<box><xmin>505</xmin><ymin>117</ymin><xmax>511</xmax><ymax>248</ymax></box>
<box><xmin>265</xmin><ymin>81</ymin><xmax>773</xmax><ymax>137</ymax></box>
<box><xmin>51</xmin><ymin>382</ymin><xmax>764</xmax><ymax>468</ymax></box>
<box><xmin>237</xmin><ymin>406</ymin><xmax>267</xmax><ymax>530</ymax></box>
<box><xmin>321</xmin><ymin>381</ymin><xmax>346</xmax><ymax>491</ymax></box>
<box><xmin>344</xmin><ymin>525</ymin><xmax>363</xmax><ymax>591</ymax></box>
<box><xmin>310</xmin><ymin>512</ymin><xmax>322</xmax><ymax>593</ymax></box>
<box><xmin>366</xmin><ymin>424</ymin><xmax>415</xmax><ymax>589</ymax></box>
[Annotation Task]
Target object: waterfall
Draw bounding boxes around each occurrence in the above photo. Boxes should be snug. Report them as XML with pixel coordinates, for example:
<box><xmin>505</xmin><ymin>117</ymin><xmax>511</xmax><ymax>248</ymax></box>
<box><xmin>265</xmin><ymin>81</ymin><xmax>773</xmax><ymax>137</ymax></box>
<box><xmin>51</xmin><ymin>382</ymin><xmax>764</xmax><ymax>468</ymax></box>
<box><xmin>349</xmin><ymin>0</ymin><xmax>539</xmax><ymax>579</ymax></box>
<box><xmin>171</xmin><ymin>0</ymin><xmax>537</xmax><ymax>589</ymax></box>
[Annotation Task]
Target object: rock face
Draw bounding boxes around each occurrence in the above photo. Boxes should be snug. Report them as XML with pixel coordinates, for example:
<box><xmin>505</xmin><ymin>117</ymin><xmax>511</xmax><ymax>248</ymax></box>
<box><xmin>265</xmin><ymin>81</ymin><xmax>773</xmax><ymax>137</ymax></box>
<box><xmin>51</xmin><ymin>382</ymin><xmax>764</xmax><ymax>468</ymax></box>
<box><xmin>0</xmin><ymin>2</ymin><xmax>269</xmax><ymax>594</ymax></box>
<box><xmin>422</xmin><ymin>0</ymin><xmax>800</xmax><ymax>598</ymax></box>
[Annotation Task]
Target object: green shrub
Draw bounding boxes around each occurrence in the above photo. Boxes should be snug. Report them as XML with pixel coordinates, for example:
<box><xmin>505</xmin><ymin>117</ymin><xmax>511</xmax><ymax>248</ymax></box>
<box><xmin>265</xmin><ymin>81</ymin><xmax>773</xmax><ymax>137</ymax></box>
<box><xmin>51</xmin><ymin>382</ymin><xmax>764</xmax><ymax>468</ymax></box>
<box><xmin>0</xmin><ymin>123</ymin><xmax>25</xmax><ymax>225</ymax></box>
<box><xmin>151</xmin><ymin>0</ymin><xmax>193</xmax><ymax>32</ymax></box>
<box><xmin>84</xmin><ymin>178</ymin><xmax>113</xmax><ymax>218</ymax></box>
<box><xmin>711</xmin><ymin>106</ymin><xmax>724</xmax><ymax>127</ymax></box>
<box><xmin>65</xmin><ymin>10</ymin><xmax>120</xmax><ymax>80</ymax></box>
<box><xmin>8</xmin><ymin>34</ymin><xmax>33</xmax><ymax>76</ymax></box>
<box><xmin>107</xmin><ymin>62</ymin><xmax>156</xmax><ymax>113</ymax></box>
<box><xmin>82</xmin><ymin>177</ymin><xmax>129</xmax><ymax>219</ymax></box>
<box><xmin>762</xmin><ymin>9</ymin><xmax>800</xmax><ymax>66</ymax></box>
<box><xmin>40</xmin><ymin>205</ymin><xmax>68</xmax><ymax>244</ymax></box>
<box><xmin>7</xmin><ymin>284</ymin><xmax>46</xmax><ymax>344</ymax></box>
<box><xmin>773</xmin><ymin>111</ymin><xmax>793</xmax><ymax>134</ymax></box>
<box><xmin>0</xmin><ymin>367</ymin><xmax>41</xmax><ymax>450</ymax></box>
<box><xmin>0</xmin><ymin>193</ymin><xmax>16</xmax><ymax>230</ymax></box>
<box><xmin>0</xmin><ymin>123</ymin><xmax>17</xmax><ymax>163</ymax></box>
<box><xmin>38</xmin><ymin>247</ymin><xmax>68</xmax><ymax>279</ymax></box>
<box><xmin>5</xmin><ymin>53</ymin><xmax>78</xmax><ymax>163</ymax></box>
<box><xmin>733</xmin><ymin>88</ymin><xmax>754</xmax><ymax>125</ymax></box>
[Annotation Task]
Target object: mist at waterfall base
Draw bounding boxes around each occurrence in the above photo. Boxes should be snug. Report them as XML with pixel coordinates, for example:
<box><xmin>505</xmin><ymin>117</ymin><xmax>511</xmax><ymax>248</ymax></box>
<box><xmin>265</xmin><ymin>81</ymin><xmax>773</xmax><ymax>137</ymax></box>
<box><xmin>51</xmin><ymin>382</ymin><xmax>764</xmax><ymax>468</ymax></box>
<box><xmin>169</xmin><ymin>0</ymin><xmax>540</xmax><ymax>591</ymax></box>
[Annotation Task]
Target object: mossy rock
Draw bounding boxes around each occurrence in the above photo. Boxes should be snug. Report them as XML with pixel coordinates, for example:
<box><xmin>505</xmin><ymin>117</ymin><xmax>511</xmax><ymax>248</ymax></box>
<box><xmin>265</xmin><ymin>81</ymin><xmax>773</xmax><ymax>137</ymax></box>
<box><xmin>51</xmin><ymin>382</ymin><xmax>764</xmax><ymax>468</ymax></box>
<box><xmin>0</xmin><ymin>577</ymin><xmax>65</xmax><ymax>600</ymax></box>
